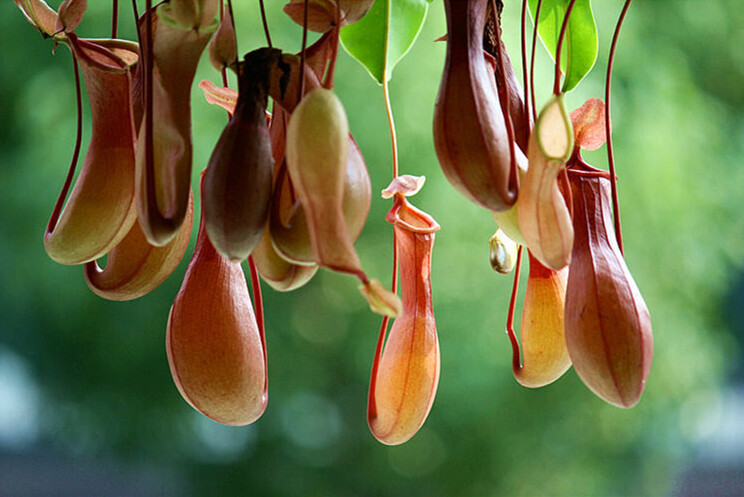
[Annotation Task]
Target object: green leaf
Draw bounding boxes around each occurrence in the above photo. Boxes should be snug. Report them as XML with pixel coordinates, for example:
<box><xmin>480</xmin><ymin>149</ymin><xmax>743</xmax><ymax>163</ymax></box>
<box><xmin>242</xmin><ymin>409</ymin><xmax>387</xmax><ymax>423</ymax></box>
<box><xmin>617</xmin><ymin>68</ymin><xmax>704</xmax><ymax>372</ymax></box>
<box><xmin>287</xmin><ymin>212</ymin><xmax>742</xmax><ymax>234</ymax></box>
<box><xmin>340</xmin><ymin>0</ymin><xmax>428</xmax><ymax>84</ymax></box>
<box><xmin>528</xmin><ymin>0</ymin><xmax>598</xmax><ymax>92</ymax></box>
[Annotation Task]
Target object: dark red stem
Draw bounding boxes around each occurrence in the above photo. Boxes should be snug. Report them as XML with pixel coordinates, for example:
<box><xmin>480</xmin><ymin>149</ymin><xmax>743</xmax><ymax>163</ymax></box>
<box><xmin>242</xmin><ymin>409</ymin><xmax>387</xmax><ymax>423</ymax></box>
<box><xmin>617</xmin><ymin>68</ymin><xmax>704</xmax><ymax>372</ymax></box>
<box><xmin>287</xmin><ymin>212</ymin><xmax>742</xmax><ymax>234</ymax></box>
<box><xmin>227</xmin><ymin>0</ymin><xmax>236</xmax><ymax>35</ymax></box>
<box><xmin>520</xmin><ymin>0</ymin><xmax>531</xmax><ymax>142</ymax></box>
<box><xmin>298</xmin><ymin>0</ymin><xmax>308</xmax><ymax>98</ymax></box>
<box><xmin>144</xmin><ymin>0</ymin><xmax>154</xmax><ymax>223</ymax></box>
<box><xmin>567</xmin><ymin>167</ymin><xmax>612</xmax><ymax>179</ymax></box>
<box><xmin>561</xmin><ymin>167</ymin><xmax>573</xmax><ymax>219</ymax></box>
<box><xmin>554</xmin><ymin>0</ymin><xmax>578</xmax><ymax>95</ymax></box>
<box><xmin>605</xmin><ymin>0</ymin><xmax>632</xmax><ymax>254</ymax></box>
<box><xmin>112</xmin><ymin>0</ymin><xmax>119</xmax><ymax>38</ymax></box>
<box><xmin>130</xmin><ymin>0</ymin><xmax>139</xmax><ymax>38</ymax></box>
<box><xmin>135</xmin><ymin>1</ymin><xmax>176</xmax><ymax>231</ymax></box>
<box><xmin>219</xmin><ymin>1</ymin><xmax>234</xmax><ymax>120</ymax></box>
<box><xmin>368</xmin><ymin>316</ymin><xmax>388</xmax><ymax>421</ymax></box>
<box><xmin>219</xmin><ymin>0</ymin><xmax>225</xmax><ymax>83</ymax></box>
<box><xmin>529</xmin><ymin>0</ymin><xmax>542</xmax><ymax>123</ymax></box>
<box><xmin>490</xmin><ymin>0</ymin><xmax>519</xmax><ymax>193</ymax></box>
<box><xmin>505</xmin><ymin>245</ymin><xmax>524</xmax><ymax>372</ymax></box>
<box><xmin>370</xmin><ymin>34</ymin><xmax>405</xmax><ymax>416</ymax></box>
<box><xmin>259</xmin><ymin>0</ymin><xmax>272</xmax><ymax>48</ymax></box>
<box><xmin>368</xmin><ymin>230</ymin><xmax>398</xmax><ymax>422</ymax></box>
<box><xmin>248</xmin><ymin>256</ymin><xmax>268</xmax><ymax>395</ymax></box>
<box><xmin>47</xmin><ymin>54</ymin><xmax>83</xmax><ymax>235</ymax></box>
<box><xmin>323</xmin><ymin>22</ymin><xmax>341</xmax><ymax>89</ymax></box>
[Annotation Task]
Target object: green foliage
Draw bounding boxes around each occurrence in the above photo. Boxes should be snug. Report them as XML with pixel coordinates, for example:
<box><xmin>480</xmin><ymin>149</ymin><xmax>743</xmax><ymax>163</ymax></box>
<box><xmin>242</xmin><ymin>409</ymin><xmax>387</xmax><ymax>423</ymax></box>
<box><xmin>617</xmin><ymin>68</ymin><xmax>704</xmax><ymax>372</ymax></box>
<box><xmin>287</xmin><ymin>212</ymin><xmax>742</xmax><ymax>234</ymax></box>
<box><xmin>528</xmin><ymin>0</ymin><xmax>598</xmax><ymax>92</ymax></box>
<box><xmin>340</xmin><ymin>0</ymin><xmax>429</xmax><ymax>84</ymax></box>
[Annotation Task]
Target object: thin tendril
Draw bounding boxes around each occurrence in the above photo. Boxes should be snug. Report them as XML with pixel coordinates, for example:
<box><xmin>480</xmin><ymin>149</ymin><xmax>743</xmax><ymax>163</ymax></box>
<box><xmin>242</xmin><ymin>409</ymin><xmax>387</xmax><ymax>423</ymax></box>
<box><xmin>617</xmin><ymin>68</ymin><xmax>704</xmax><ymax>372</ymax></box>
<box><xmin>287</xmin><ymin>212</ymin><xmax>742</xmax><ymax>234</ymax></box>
<box><xmin>561</xmin><ymin>167</ymin><xmax>573</xmax><ymax>219</ymax></box>
<box><xmin>605</xmin><ymin>0</ymin><xmax>632</xmax><ymax>254</ymax></box>
<box><xmin>369</xmin><ymin>47</ymin><xmax>404</xmax><ymax>421</ymax></box>
<box><xmin>219</xmin><ymin>1</ymin><xmax>234</xmax><ymax>119</ymax></box>
<box><xmin>138</xmin><ymin>0</ymin><xmax>178</xmax><ymax>232</ymax></box>
<box><xmin>490</xmin><ymin>0</ymin><xmax>519</xmax><ymax>193</ymax></box>
<box><xmin>259</xmin><ymin>0</ymin><xmax>272</xmax><ymax>48</ymax></box>
<box><xmin>248</xmin><ymin>256</ymin><xmax>268</xmax><ymax>396</ymax></box>
<box><xmin>382</xmin><ymin>81</ymin><xmax>399</xmax><ymax>179</ymax></box>
<box><xmin>220</xmin><ymin>69</ymin><xmax>229</xmax><ymax>93</ymax></box>
<box><xmin>566</xmin><ymin>167</ymin><xmax>611</xmax><ymax>179</ymax></box>
<box><xmin>298</xmin><ymin>0</ymin><xmax>309</xmax><ymax>99</ymax></box>
<box><xmin>505</xmin><ymin>246</ymin><xmax>524</xmax><ymax>372</ymax></box>
<box><xmin>520</xmin><ymin>0</ymin><xmax>531</xmax><ymax>142</ymax></box>
<box><xmin>47</xmin><ymin>54</ymin><xmax>83</xmax><ymax>235</ymax></box>
<box><xmin>112</xmin><ymin>0</ymin><xmax>119</xmax><ymax>38</ymax></box>
<box><xmin>529</xmin><ymin>0</ymin><xmax>542</xmax><ymax>123</ymax></box>
<box><xmin>553</xmin><ymin>0</ymin><xmax>578</xmax><ymax>95</ymax></box>
<box><xmin>145</xmin><ymin>0</ymin><xmax>155</xmax><ymax>223</ymax></box>
<box><xmin>216</xmin><ymin>3</ymin><xmax>265</xmax><ymax>383</ymax></box>
<box><xmin>130</xmin><ymin>0</ymin><xmax>140</xmax><ymax>40</ymax></box>
<box><xmin>323</xmin><ymin>10</ymin><xmax>341</xmax><ymax>89</ymax></box>
<box><xmin>226</xmin><ymin>0</ymin><xmax>236</xmax><ymax>36</ymax></box>
<box><xmin>383</xmin><ymin>66</ymin><xmax>400</xmax><ymax>297</ymax></box>
<box><xmin>368</xmin><ymin>236</ymin><xmax>398</xmax><ymax>421</ymax></box>
<box><xmin>215</xmin><ymin>3</ymin><xmax>263</xmax><ymax>354</ymax></box>
<box><xmin>220</xmin><ymin>0</ymin><xmax>226</xmax><ymax>81</ymax></box>
<box><xmin>368</xmin><ymin>313</ymin><xmax>390</xmax><ymax>421</ymax></box>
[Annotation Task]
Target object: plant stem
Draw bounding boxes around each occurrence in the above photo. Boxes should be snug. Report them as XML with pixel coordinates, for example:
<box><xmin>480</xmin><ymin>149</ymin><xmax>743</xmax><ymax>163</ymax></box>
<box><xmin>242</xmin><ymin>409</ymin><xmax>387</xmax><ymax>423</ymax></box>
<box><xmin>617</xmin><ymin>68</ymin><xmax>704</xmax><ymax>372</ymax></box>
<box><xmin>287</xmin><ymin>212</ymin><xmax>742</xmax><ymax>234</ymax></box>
<box><xmin>529</xmin><ymin>0</ymin><xmax>542</xmax><ymax>122</ymax></box>
<box><xmin>505</xmin><ymin>246</ymin><xmax>524</xmax><ymax>372</ymax></box>
<box><xmin>248</xmin><ymin>256</ymin><xmax>268</xmax><ymax>396</ymax></box>
<box><xmin>490</xmin><ymin>0</ymin><xmax>519</xmax><ymax>192</ymax></box>
<box><xmin>259</xmin><ymin>0</ymin><xmax>272</xmax><ymax>48</ymax></box>
<box><xmin>47</xmin><ymin>54</ymin><xmax>83</xmax><ymax>235</ymax></box>
<box><xmin>554</xmin><ymin>0</ymin><xmax>578</xmax><ymax>95</ymax></box>
<box><xmin>298</xmin><ymin>0</ymin><xmax>308</xmax><ymax>99</ymax></box>
<box><xmin>605</xmin><ymin>0</ymin><xmax>633</xmax><ymax>254</ymax></box>
<box><xmin>111</xmin><ymin>0</ymin><xmax>119</xmax><ymax>38</ymax></box>
<box><xmin>520</xmin><ymin>0</ymin><xmax>531</xmax><ymax>142</ymax></box>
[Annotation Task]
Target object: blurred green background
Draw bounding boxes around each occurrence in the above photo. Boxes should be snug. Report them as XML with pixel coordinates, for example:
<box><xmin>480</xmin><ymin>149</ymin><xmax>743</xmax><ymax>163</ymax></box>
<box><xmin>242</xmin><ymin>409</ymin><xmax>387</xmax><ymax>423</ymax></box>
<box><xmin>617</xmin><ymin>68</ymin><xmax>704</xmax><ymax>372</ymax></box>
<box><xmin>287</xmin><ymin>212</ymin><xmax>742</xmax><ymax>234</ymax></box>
<box><xmin>1</xmin><ymin>1</ymin><xmax>744</xmax><ymax>496</ymax></box>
